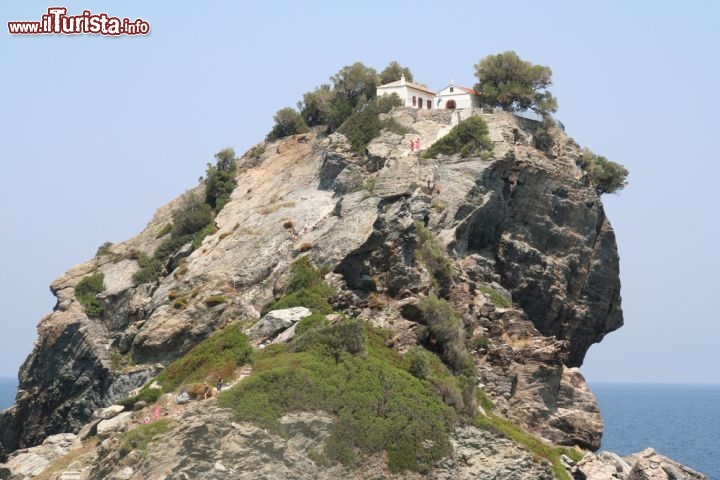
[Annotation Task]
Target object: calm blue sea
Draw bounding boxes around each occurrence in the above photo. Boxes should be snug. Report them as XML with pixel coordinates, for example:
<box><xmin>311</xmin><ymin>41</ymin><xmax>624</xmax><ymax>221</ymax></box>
<box><xmin>592</xmin><ymin>383</ymin><xmax>720</xmax><ymax>480</ymax></box>
<box><xmin>0</xmin><ymin>378</ymin><xmax>17</xmax><ymax>411</ymax></box>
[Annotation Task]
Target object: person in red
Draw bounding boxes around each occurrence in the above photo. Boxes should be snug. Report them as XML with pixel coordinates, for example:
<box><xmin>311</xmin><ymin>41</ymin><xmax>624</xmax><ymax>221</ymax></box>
<box><xmin>410</xmin><ymin>139</ymin><xmax>415</xmax><ymax>153</ymax></box>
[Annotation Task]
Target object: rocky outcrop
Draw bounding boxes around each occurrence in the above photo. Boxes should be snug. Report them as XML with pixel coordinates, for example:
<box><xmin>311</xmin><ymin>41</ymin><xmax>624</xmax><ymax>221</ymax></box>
<box><xmin>1</xmin><ymin>433</ymin><xmax>78</xmax><ymax>479</ymax></box>
<box><xmin>245</xmin><ymin>307</ymin><xmax>311</xmax><ymax>342</ymax></box>
<box><xmin>570</xmin><ymin>449</ymin><xmax>707</xmax><ymax>480</ymax></box>
<box><xmin>3</xmin><ymin>402</ymin><xmax>556</xmax><ymax>480</ymax></box>
<box><xmin>0</xmin><ymin>107</ymin><xmax>635</xmax><ymax>477</ymax></box>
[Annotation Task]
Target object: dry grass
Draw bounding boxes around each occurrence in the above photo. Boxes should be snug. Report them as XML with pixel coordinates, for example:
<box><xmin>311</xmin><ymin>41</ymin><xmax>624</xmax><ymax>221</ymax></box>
<box><xmin>32</xmin><ymin>440</ymin><xmax>98</xmax><ymax>480</ymax></box>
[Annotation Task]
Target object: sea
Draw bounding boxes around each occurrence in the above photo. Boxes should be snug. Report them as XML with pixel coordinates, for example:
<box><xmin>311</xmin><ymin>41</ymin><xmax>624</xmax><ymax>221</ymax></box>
<box><xmin>592</xmin><ymin>383</ymin><xmax>720</xmax><ymax>480</ymax></box>
<box><xmin>1</xmin><ymin>377</ymin><xmax>17</xmax><ymax>412</ymax></box>
<box><xmin>0</xmin><ymin>379</ymin><xmax>717</xmax><ymax>478</ymax></box>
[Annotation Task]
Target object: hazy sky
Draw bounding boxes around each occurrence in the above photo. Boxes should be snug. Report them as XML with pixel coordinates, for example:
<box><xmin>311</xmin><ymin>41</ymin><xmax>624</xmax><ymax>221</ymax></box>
<box><xmin>1</xmin><ymin>1</ymin><xmax>718</xmax><ymax>383</ymax></box>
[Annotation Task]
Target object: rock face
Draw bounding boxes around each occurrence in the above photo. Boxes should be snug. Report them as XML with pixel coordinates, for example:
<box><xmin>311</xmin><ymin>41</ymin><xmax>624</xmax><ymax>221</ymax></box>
<box><xmin>245</xmin><ymin>307</ymin><xmax>311</xmax><ymax>341</ymax></box>
<box><xmin>13</xmin><ymin>403</ymin><xmax>555</xmax><ymax>480</ymax></box>
<box><xmin>0</xmin><ymin>107</ymin><xmax>652</xmax><ymax>478</ymax></box>
<box><xmin>1</xmin><ymin>433</ymin><xmax>78</xmax><ymax>479</ymax></box>
<box><xmin>571</xmin><ymin>449</ymin><xmax>707</xmax><ymax>480</ymax></box>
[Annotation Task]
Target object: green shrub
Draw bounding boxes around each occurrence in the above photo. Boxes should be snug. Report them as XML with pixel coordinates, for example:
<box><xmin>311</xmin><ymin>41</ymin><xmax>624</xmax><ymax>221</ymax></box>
<box><xmin>119</xmin><ymin>418</ymin><xmax>171</xmax><ymax>457</ymax></box>
<box><xmin>154</xmin><ymin>235</ymin><xmax>191</xmax><ymax>263</ymax></box>
<box><xmin>423</xmin><ymin>116</ymin><xmax>493</xmax><ymax>159</ymax></box>
<box><xmin>338</xmin><ymin>103</ymin><xmax>383</xmax><ymax>153</ymax></box>
<box><xmin>132</xmin><ymin>252</ymin><xmax>162</xmax><ymax>285</ymax></box>
<box><xmin>415</xmin><ymin>222</ymin><xmax>454</xmax><ymax>289</ymax></box>
<box><xmin>578</xmin><ymin>148</ymin><xmax>629</xmax><ymax>195</ymax></box>
<box><xmin>336</xmin><ymin>101</ymin><xmax>408</xmax><ymax>153</ymax></box>
<box><xmin>218</xmin><ymin>321</ymin><xmax>455</xmax><ymax>473</ymax></box>
<box><xmin>406</xmin><ymin>346</ymin><xmax>432</xmax><ymax>380</ymax></box>
<box><xmin>247</xmin><ymin>143</ymin><xmax>266</xmax><ymax>160</ymax></box>
<box><xmin>118</xmin><ymin>385</ymin><xmax>163</xmax><ymax>410</ymax></box>
<box><xmin>291</xmin><ymin>318</ymin><xmax>366</xmax><ymax>361</ymax></box>
<box><xmin>470</xmin><ymin>334</ymin><xmax>491</xmax><ymax>351</ymax></box>
<box><xmin>294</xmin><ymin>312</ymin><xmax>330</xmax><ymax>336</ymax></box>
<box><xmin>171</xmin><ymin>199</ymin><xmax>214</xmax><ymax>237</ymax></box>
<box><xmin>476</xmin><ymin>388</ymin><xmax>495</xmax><ymax>412</ymax></box>
<box><xmin>155</xmin><ymin>224</ymin><xmax>172</xmax><ymax>239</ymax></box>
<box><xmin>138</xmin><ymin>386</ymin><xmax>163</xmax><ymax>403</ymax></box>
<box><xmin>267</xmin><ymin>107</ymin><xmax>310</xmax><ymax>141</ymax></box>
<box><xmin>299</xmin><ymin>84</ymin><xmax>334</xmax><ymax>127</ymax></box>
<box><xmin>95</xmin><ymin>241</ymin><xmax>113</xmax><ymax>257</ymax></box>
<box><xmin>156</xmin><ymin>323</ymin><xmax>253</xmax><ymax>392</ymax></box>
<box><xmin>191</xmin><ymin>223</ymin><xmax>217</xmax><ymax>250</ymax></box>
<box><xmin>263</xmin><ymin>257</ymin><xmax>334</xmax><ymax>315</ymax></box>
<box><xmin>205</xmin><ymin>148</ymin><xmax>238</xmax><ymax>211</ymax></box>
<box><xmin>479</xmin><ymin>286</ymin><xmax>511</xmax><ymax>308</ymax></box>
<box><xmin>298</xmin><ymin>63</ymin><xmax>381</xmax><ymax>133</ymax></box>
<box><xmin>75</xmin><ymin>273</ymin><xmax>105</xmax><ymax>317</ymax></box>
<box><xmin>376</xmin><ymin>93</ymin><xmax>403</xmax><ymax>113</ymax></box>
<box><xmin>133</xmin><ymin>194</ymin><xmax>216</xmax><ymax>285</ymax></box>
<box><xmin>418</xmin><ymin>295</ymin><xmax>472</xmax><ymax>375</ymax></box>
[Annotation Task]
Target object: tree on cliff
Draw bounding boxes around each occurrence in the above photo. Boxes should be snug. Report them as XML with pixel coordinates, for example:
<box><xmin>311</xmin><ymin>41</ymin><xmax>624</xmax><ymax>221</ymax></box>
<box><xmin>330</xmin><ymin>62</ymin><xmax>379</xmax><ymax>107</ymax></box>
<box><xmin>298</xmin><ymin>62</ymin><xmax>380</xmax><ymax>132</ymax></box>
<box><xmin>473</xmin><ymin>51</ymin><xmax>558</xmax><ymax>116</ymax></box>
<box><xmin>266</xmin><ymin>107</ymin><xmax>309</xmax><ymax>141</ymax></box>
<box><xmin>298</xmin><ymin>84</ymin><xmax>334</xmax><ymax>127</ymax></box>
<box><xmin>578</xmin><ymin>148</ymin><xmax>629</xmax><ymax>194</ymax></box>
<box><xmin>379</xmin><ymin>61</ymin><xmax>414</xmax><ymax>84</ymax></box>
<box><xmin>204</xmin><ymin>147</ymin><xmax>237</xmax><ymax>210</ymax></box>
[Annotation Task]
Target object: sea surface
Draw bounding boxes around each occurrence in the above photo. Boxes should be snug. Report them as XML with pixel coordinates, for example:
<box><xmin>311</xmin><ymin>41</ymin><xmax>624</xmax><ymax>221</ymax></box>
<box><xmin>0</xmin><ymin>377</ymin><xmax>17</xmax><ymax>411</ymax></box>
<box><xmin>1</xmin><ymin>379</ymin><xmax>718</xmax><ymax>478</ymax></box>
<box><xmin>592</xmin><ymin>383</ymin><xmax>720</xmax><ymax>480</ymax></box>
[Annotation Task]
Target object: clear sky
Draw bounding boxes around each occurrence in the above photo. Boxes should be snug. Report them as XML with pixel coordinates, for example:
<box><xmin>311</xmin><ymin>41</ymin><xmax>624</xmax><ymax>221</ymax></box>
<box><xmin>1</xmin><ymin>1</ymin><xmax>718</xmax><ymax>383</ymax></box>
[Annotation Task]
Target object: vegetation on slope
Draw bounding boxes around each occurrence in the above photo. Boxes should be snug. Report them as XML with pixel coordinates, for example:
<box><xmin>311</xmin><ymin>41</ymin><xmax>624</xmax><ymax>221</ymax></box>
<box><xmin>338</xmin><ymin>103</ymin><xmax>408</xmax><ymax>153</ymax></box>
<box><xmin>423</xmin><ymin>116</ymin><xmax>493</xmax><ymax>159</ymax></box>
<box><xmin>414</xmin><ymin>222</ymin><xmax>454</xmax><ymax>290</ymax></box>
<box><xmin>155</xmin><ymin>323</ymin><xmax>253</xmax><ymax>392</ymax></box>
<box><xmin>119</xmin><ymin>418</ymin><xmax>172</xmax><ymax>457</ymax></box>
<box><xmin>475</xmin><ymin>413</ymin><xmax>582</xmax><ymax>480</ymax></box>
<box><xmin>578</xmin><ymin>148</ymin><xmax>629</xmax><ymax>195</ymax></box>
<box><xmin>214</xmin><ymin>255</ymin><xmax>485</xmax><ymax>473</ymax></box>
<box><xmin>133</xmin><ymin>148</ymin><xmax>239</xmax><ymax>285</ymax></box>
<box><xmin>268</xmin><ymin>60</ymin><xmax>413</xmax><ymax>144</ymax></box>
<box><xmin>74</xmin><ymin>272</ymin><xmax>105</xmax><ymax>318</ymax></box>
<box><xmin>218</xmin><ymin>320</ymin><xmax>457</xmax><ymax>473</ymax></box>
<box><xmin>266</xmin><ymin>107</ymin><xmax>309</xmax><ymax>141</ymax></box>
<box><xmin>262</xmin><ymin>256</ymin><xmax>335</xmax><ymax>315</ymax></box>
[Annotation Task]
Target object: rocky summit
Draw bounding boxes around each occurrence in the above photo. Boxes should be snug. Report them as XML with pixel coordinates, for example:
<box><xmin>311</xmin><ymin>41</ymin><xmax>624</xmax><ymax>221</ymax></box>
<box><xmin>0</xmin><ymin>108</ymin><xmax>706</xmax><ymax>480</ymax></box>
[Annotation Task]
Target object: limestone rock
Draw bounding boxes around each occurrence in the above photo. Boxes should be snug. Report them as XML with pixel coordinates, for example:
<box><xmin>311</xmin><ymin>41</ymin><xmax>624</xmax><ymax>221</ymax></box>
<box><xmin>96</xmin><ymin>412</ymin><xmax>133</xmax><ymax>437</ymax></box>
<box><xmin>246</xmin><ymin>307</ymin><xmax>311</xmax><ymax>340</ymax></box>
<box><xmin>626</xmin><ymin>449</ymin><xmax>707</xmax><ymax>480</ymax></box>
<box><xmin>0</xmin><ymin>433</ymin><xmax>77</xmax><ymax>478</ymax></box>
<box><xmin>574</xmin><ymin>452</ymin><xmax>628</xmax><ymax>480</ymax></box>
<box><xmin>97</xmin><ymin>405</ymin><xmax>124</xmax><ymax>420</ymax></box>
<box><xmin>271</xmin><ymin>322</ymin><xmax>298</xmax><ymax>344</ymax></box>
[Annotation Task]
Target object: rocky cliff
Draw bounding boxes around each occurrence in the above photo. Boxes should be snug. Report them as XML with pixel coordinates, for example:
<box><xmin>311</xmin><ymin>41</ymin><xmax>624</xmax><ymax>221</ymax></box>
<box><xmin>0</xmin><ymin>108</ymin><xmax>704</xmax><ymax>479</ymax></box>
